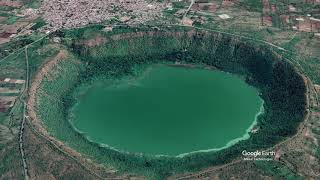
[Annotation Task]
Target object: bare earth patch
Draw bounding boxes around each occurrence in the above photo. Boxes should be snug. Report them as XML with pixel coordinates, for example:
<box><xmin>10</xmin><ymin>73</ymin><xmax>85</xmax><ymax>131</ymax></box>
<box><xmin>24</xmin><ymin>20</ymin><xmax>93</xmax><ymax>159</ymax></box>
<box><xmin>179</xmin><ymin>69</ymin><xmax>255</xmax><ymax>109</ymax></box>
<box><xmin>0</xmin><ymin>0</ymin><xmax>22</xmax><ymax>8</ymax></box>
<box><xmin>76</xmin><ymin>34</ymin><xmax>107</xmax><ymax>48</ymax></box>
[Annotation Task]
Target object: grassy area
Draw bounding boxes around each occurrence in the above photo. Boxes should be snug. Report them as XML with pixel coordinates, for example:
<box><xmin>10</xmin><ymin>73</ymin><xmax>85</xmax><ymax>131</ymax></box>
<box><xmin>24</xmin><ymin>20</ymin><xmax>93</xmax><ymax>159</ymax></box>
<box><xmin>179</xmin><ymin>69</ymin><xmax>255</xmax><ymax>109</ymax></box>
<box><xmin>22</xmin><ymin>0</ymin><xmax>42</xmax><ymax>9</ymax></box>
<box><xmin>316</xmin><ymin>148</ymin><xmax>320</xmax><ymax>159</ymax></box>
<box><xmin>0</xmin><ymin>37</ymin><xmax>35</xmax><ymax>60</ymax></box>
<box><xmin>0</xmin><ymin>6</ymin><xmax>15</xmax><ymax>11</ymax></box>
<box><xmin>255</xmin><ymin>161</ymin><xmax>303</xmax><ymax>180</ymax></box>
<box><xmin>4</xmin><ymin>15</ymin><xmax>19</xmax><ymax>25</ymax></box>
<box><xmin>0</xmin><ymin>49</ymin><xmax>26</xmax><ymax>79</ymax></box>
<box><xmin>31</xmin><ymin>17</ymin><xmax>47</xmax><ymax>30</ymax></box>
<box><xmin>0</xmin><ymin>12</ymin><xmax>10</xmax><ymax>17</ymax></box>
<box><xmin>299</xmin><ymin>58</ymin><xmax>320</xmax><ymax>84</ymax></box>
<box><xmin>0</xmin><ymin>142</ymin><xmax>24</xmax><ymax>180</ymax></box>
<box><xmin>0</xmin><ymin>112</ymin><xmax>7</xmax><ymax>124</ymax></box>
<box><xmin>238</xmin><ymin>0</ymin><xmax>263</xmax><ymax>12</ymax></box>
<box><xmin>172</xmin><ymin>1</ymin><xmax>189</xmax><ymax>9</ymax></box>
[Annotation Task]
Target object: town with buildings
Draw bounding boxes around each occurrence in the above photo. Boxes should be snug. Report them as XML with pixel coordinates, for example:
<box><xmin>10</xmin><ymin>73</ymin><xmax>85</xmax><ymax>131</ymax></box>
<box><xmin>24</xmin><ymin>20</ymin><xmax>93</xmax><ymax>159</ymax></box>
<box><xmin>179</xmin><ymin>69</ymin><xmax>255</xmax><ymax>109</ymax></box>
<box><xmin>1</xmin><ymin>0</ymin><xmax>320</xmax><ymax>44</ymax></box>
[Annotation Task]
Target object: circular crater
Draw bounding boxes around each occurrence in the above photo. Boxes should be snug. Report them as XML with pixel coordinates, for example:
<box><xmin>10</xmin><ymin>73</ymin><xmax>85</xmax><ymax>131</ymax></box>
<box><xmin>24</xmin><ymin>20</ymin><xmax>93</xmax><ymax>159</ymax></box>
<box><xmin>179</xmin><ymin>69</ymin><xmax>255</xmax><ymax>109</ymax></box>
<box><xmin>32</xmin><ymin>27</ymin><xmax>307</xmax><ymax>177</ymax></box>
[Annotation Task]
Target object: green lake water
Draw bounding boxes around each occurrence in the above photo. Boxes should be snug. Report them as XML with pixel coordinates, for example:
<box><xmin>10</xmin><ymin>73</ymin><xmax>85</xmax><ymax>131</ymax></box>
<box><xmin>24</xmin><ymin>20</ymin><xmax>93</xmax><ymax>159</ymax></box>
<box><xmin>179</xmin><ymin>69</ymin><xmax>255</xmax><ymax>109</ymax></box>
<box><xmin>71</xmin><ymin>65</ymin><xmax>263</xmax><ymax>156</ymax></box>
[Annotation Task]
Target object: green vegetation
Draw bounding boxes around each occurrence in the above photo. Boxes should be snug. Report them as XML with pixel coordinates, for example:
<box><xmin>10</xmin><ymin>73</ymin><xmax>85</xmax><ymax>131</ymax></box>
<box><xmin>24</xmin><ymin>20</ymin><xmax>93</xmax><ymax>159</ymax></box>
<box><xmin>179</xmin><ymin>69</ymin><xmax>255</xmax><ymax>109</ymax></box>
<box><xmin>0</xmin><ymin>6</ymin><xmax>15</xmax><ymax>11</ymax></box>
<box><xmin>255</xmin><ymin>161</ymin><xmax>303</xmax><ymax>180</ymax></box>
<box><xmin>4</xmin><ymin>15</ymin><xmax>19</xmax><ymax>25</ymax></box>
<box><xmin>172</xmin><ymin>1</ymin><xmax>188</xmax><ymax>9</ymax></box>
<box><xmin>0</xmin><ymin>113</ymin><xmax>6</xmax><ymax>123</ymax></box>
<box><xmin>299</xmin><ymin>58</ymin><xmax>320</xmax><ymax>84</ymax></box>
<box><xmin>0</xmin><ymin>48</ymin><xmax>26</xmax><ymax>78</ymax></box>
<box><xmin>33</xmin><ymin>26</ymin><xmax>307</xmax><ymax>179</ymax></box>
<box><xmin>238</xmin><ymin>0</ymin><xmax>263</xmax><ymax>12</ymax></box>
<box><xmin>22</xmin><ymin>0</ymin><xmax>42</xmax><ymax>8</ymax></box>
<box><xmin>31</xmin><ymin>17</ymin><xmax>46</xmax><ymax>30</ymax></box>
<box><xmin>27</xmin><ymin>42</ymin><xmax>59</xmax><ymax>77</ymax></box>
<box><xmin>0</xmin><ymin>142</ymin><xmax>23</xmax><ymax>178</ymax></box>
<box><xmin>316</xmin><ymin>148</ymin><xmax>320</xmax><ymax>159</ymax></box>
<box><xmin>0</xmin><ymin>38</ymin><xmax>34</xmax><ymax>60</ymax></box>
<box><xmin>0</xmin><ymin>12</ymin><xmax>10</xmax><ymax>17</ymax></box>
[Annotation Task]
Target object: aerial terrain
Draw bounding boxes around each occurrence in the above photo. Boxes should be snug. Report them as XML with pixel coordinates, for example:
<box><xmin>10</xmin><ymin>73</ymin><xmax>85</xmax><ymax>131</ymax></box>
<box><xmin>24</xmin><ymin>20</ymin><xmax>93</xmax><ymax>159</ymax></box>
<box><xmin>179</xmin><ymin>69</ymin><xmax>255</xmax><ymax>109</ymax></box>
<box><xmin>0</xmin><ymin>0</ymin><xmax>319</xmax><ymax>179</ymax></box>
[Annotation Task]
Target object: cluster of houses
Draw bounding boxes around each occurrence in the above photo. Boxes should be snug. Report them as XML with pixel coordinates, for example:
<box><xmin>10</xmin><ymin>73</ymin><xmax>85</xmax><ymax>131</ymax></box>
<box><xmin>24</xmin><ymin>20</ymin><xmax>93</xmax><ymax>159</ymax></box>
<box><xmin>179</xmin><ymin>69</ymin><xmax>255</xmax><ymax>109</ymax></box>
<box><xmin>262</xmin><ymin>0</ymin><xmax>320</xmax><ymax>33</ymax></box>
<box><xmin>0</xmin><ymin>78</ymin><xmax>24</xmax><ymax>113</ymax></box>
<box><xmin>176</xmin><ymin>0</ymin><xmax>234</xmax><ymax>26</ymax></box>
<box><xmin>174</xmin><ymin>0</ymin><xmax>320</xmax><ymax>34</ymax></box>
<box><xmin>190</xmin><ymin>0</ymin><xmax>234</xmax><ymax>12</ymax></box>
<box><xmin>292</xmin><ymin>16</ymin><xmax>320</xmax><ymax>33</ymax></box>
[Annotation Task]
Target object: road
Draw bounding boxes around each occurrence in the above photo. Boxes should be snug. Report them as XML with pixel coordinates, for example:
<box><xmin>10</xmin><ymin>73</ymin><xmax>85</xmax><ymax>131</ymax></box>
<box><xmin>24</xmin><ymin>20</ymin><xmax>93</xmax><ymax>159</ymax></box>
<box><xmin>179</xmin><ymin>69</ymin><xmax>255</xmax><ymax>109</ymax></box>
<box><xmin>18</xmin><ymin>46</ymin><xmax>30</xmax><ymax>180</ymax></box>
<box><xmin>0</xmin><ymin>33</ymin><xmax>49</xmax><ymax>64</ymax></box>
<box><xmin>183</xmin><ymin>0</ymin><xmax>195</xmax><ymax>19</ymax></box>
<box><xmin>145</xmin><ymin>23</ymin><xmax>288</xmax><ymax>52</ymax></box>
<box><xmin>173</xmin><ymin>24</ymin><xmax>287</xmax><ymax>51</ymax></box>
<box><xmin>0</xmin><ymin>29</ymin><xmax>49</xmax><ymax>180</ymax></box>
